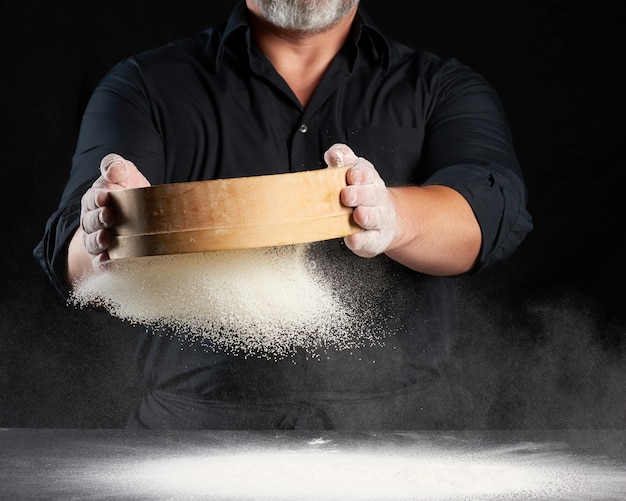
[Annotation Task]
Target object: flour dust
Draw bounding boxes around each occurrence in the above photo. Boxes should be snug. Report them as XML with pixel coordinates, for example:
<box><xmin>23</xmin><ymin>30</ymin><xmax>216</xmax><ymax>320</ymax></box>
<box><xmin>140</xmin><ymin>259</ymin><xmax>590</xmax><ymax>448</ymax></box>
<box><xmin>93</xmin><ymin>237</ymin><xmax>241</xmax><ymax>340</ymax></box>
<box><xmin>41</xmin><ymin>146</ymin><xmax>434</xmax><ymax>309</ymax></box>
<box><xmin>70</xmin><ymin>244</ymin><xmax>384</xmax><ymax>358</ymax></box>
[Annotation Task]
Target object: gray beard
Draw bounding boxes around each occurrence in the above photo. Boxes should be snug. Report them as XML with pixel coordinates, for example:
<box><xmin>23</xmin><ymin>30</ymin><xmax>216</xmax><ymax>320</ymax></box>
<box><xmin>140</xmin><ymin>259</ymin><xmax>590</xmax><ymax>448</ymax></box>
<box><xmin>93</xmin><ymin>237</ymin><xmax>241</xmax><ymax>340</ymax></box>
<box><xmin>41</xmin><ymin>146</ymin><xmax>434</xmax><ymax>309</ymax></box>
<box><xmin>253</xmin><ymin>0</ymin><xmax>358</xmax><ymax>32</ymax></box>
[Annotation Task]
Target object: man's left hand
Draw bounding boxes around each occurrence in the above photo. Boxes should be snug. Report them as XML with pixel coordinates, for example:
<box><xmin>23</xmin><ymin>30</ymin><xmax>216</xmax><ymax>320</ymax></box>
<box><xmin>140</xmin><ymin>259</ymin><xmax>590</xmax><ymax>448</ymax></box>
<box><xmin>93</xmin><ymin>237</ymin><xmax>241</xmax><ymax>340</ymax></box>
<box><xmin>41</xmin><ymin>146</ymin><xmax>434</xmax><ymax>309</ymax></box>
<box><xmin>324</xmin><ymin>143</ymin><xmax>398</xmax><ymax>258</ymax></box>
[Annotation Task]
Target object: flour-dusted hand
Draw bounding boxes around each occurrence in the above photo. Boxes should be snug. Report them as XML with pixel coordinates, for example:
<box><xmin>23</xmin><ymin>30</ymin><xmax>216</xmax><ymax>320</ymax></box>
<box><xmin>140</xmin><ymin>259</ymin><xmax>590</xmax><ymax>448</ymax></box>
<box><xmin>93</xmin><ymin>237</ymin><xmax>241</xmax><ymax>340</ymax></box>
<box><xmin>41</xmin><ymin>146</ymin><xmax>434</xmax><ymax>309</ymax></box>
<box><xmin>69</xmin><ymin>154</ymin><xmax>150</xmax><ymax>278</ymax></box>
<box><xmin>324</xmin><ymin>143</ymin><xmax>399</xmax><ymax>258</ymax></box>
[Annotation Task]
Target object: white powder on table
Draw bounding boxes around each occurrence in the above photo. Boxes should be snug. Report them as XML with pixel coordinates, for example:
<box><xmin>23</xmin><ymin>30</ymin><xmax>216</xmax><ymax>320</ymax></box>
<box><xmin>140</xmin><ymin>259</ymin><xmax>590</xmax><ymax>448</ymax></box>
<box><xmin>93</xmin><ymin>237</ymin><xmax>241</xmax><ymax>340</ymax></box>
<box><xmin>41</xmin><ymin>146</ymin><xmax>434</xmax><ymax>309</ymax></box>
<box><xmin>70</xmin><ymin>244</ymin><xmax>382</xmax><ymax>358</ymax></box>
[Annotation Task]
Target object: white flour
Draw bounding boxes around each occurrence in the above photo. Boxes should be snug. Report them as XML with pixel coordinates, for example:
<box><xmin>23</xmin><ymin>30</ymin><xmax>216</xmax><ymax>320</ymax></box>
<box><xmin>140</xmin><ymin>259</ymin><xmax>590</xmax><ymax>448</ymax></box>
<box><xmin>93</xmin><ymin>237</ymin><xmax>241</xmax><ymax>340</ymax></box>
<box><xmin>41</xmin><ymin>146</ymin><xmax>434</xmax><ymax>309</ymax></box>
<box><xmin>70</xmin><ymin>244</ymin><xmax>380</xmax><ymax>357</ymax></box>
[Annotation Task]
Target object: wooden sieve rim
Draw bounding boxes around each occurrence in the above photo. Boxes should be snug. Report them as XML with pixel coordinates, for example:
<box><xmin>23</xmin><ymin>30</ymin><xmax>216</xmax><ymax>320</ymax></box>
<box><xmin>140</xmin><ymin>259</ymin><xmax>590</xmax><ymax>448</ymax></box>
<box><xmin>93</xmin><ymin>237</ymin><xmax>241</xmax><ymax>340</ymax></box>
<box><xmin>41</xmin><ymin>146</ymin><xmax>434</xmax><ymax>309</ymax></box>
<box><xmin>108</xmin><ymin>166</ymin><xmax>360</xmax><ymax>259</ymax></box>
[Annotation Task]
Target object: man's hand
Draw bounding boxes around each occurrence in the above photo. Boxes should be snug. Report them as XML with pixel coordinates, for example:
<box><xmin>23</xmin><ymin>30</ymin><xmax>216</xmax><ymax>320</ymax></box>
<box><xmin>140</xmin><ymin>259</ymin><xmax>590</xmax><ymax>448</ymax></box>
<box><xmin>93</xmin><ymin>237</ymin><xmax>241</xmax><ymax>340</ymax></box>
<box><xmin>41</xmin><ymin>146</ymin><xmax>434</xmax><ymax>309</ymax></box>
<box><xmin>68</xmin><ymin>154</ymin><xmax>150</xmax><ymax>282</ymax></box>
<box><xmin>324</xmin><ymin>143</ymin><xmax>398</xmax><ymax>258</ymax></box>
<box><xmin>324</xmin><ymin>143</ymin><xmax>482</xmax><ymax>275</ymax></box>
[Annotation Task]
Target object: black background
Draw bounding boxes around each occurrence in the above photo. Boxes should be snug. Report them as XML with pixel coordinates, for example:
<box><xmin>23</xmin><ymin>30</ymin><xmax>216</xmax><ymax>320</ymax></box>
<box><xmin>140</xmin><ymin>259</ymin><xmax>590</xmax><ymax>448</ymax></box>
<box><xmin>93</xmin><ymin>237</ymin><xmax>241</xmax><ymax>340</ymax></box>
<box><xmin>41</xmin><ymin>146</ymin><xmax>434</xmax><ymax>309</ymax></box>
<box><xmin>1</xmin><ymin>1</ymin><xmax>624</xmax><ymax>428</ymax></box>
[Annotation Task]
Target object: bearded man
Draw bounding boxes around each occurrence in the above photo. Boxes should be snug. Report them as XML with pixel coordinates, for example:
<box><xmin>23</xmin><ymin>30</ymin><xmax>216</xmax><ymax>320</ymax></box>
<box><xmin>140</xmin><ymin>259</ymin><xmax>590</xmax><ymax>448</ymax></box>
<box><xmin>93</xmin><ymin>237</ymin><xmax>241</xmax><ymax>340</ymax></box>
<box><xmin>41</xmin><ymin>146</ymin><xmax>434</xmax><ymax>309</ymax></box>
<box><xmin>35</xmin><ymin>0</ymin><xmax>532</xmax><ymax>429</ymax></box>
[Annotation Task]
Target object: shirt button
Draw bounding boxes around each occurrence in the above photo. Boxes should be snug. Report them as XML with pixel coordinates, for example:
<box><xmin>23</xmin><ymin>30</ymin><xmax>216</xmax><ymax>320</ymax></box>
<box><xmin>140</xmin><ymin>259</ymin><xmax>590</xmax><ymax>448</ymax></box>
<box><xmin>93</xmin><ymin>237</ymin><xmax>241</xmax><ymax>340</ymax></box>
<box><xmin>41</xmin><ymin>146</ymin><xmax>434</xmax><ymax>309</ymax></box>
<box><xmin>298</xmin><ymin>124</ymin><xmax>308</xmax><ymax>134</ymax></box>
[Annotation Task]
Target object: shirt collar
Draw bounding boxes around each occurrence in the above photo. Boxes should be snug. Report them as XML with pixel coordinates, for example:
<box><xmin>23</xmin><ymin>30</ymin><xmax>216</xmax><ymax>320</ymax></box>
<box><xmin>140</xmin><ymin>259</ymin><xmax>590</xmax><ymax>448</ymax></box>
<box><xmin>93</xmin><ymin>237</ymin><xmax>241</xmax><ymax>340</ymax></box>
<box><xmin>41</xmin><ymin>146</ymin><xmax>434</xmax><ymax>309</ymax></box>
<box><xmin>215</xmin><ymin>1</ymin><xmax>392</xmax><ymax>73</ymax></box>
<box><xmin>354</xmin><ymin>7</ymin><xmax>392</xmax><ymax>73</ymax></box>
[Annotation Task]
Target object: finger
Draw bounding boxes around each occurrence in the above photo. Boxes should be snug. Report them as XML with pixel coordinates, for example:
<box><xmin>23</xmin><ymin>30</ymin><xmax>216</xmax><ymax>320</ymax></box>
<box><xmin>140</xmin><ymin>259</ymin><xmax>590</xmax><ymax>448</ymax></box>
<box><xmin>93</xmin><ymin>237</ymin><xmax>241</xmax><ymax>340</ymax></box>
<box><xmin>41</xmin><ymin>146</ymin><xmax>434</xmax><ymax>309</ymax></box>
<box><xmin>343</xmin><ymin>232</ymin><xmax>378</xmax><ymax>258</ymax></box>
<box><xmin>94</xmin><ymin>188</ymin><xmax>111</xmax><ymax>209</ymax></box>
<box><xmin>351</xmin><ymin>205</ymin><xmax>384</xmax><ymax>231</ymax></box>
<box><xmin>341</xmin><ymin>183</ymin><xmax>386</xmax><ymax>208</ymax></box>
<box><xmin>83</xmin><ymin>228</ymin><xmax>112</xmax><ymax>256</ymax></box>
<box><xmin>81</xmin><ymin>205</ymin><xmax>115</xmax><ymax>234</ymax></box>
<box><xmin>80</xmin><ymin>208</ymin><xmax>103</xmax><ymax>234</ymax></box>
<box><xmin>92</xmin><ymin>250</ymin><xmax>112</xmax><ymax>271</ymax></box>
<box><xmin>346</xmin><ymin>162</ymin><xmax>381</xmax><ymax>186</ymax></box>
<box><xmin>81</xmin><ymin>187</ymin><xmax>109</xmax><ymax>212</ymax></box>
<box><xmin>81</xmin><ymin>188</ymin><xmax>98</xmax><ymax>212</ymax></box>
<box><xmin>324</xmin><ymin>143</ymin><xmax>358</xmax><ymax>168</ymax></box>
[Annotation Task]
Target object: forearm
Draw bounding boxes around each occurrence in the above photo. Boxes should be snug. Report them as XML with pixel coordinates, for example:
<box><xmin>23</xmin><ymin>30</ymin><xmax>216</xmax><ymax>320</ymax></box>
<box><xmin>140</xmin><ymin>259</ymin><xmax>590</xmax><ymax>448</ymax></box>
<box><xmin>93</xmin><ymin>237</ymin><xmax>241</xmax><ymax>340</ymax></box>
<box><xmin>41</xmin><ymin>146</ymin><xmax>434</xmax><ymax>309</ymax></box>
<box><xmin>66</xmin><ymin>228</ymin><xmax>93</xmax><ymax>287</ymax></box>
<box><xmin>385</xmin><ymin>184</ymin><xmax>481</xmax><ymax>275</ymax></box>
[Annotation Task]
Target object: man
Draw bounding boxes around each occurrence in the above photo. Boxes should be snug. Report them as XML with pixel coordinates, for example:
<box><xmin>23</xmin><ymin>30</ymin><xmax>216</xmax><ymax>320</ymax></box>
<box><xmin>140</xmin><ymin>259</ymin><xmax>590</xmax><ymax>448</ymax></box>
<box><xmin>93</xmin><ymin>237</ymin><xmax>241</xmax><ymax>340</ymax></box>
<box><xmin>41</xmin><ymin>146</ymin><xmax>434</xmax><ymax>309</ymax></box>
<box><xmin>35</xmin><ymin>0</ymin><xmax>532</xmax><ymax>429</ymax></box>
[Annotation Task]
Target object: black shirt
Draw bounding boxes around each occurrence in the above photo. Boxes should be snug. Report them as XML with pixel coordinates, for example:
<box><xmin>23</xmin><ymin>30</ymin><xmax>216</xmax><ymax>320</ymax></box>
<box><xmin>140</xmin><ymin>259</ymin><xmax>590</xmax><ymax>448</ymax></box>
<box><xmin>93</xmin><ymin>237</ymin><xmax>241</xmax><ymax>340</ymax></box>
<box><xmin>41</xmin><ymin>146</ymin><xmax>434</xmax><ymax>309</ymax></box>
<box><xmin>34</xmin><ymin>2</ymin><xmax>532</xmax><ymax>412</ymax></box>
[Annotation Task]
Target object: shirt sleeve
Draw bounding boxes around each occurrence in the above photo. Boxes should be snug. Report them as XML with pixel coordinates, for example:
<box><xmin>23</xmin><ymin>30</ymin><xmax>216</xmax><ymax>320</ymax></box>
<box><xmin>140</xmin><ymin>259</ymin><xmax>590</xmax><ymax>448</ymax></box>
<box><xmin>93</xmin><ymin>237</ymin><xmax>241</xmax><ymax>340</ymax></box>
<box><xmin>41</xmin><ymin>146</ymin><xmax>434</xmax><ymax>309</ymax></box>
<box><xmin>33</xmin><ymin>58</ymin><xmax>165</xmax><ymax>297</ymax></box>
<box><xmin>420</xmin><ymin>60</ymin><xmax>533</xmax><ymax>271</ymax></box>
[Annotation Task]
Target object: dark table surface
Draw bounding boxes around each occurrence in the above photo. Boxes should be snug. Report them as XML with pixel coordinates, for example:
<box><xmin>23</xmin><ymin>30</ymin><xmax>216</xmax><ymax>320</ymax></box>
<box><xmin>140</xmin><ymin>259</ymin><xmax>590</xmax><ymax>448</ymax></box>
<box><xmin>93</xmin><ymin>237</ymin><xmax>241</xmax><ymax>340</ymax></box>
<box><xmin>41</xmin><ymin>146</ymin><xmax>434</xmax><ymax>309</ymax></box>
<box><xmin>1</xmin><ymin>428</ymin><xmax>624</xmax><ymax>500</ymax></box>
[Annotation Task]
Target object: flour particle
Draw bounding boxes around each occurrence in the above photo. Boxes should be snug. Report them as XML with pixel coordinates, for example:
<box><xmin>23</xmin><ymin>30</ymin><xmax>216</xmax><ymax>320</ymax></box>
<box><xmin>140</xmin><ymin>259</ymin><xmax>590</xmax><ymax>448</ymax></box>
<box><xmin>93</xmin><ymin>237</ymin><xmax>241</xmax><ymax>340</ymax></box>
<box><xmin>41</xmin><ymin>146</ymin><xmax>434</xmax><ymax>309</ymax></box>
<box><xmin>70</xmin><ymin>244</ymin><xmax>383</xmax><ymax>357</ymax></box>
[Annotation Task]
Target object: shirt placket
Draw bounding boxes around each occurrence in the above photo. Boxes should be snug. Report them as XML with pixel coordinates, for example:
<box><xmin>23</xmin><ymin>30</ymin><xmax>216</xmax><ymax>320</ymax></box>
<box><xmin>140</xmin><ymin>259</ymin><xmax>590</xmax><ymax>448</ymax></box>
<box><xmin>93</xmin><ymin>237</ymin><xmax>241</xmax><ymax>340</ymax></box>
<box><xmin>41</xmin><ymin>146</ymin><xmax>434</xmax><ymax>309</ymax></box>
<box><xmin>290</xmin><ymin>112</ymin><xmax>322</xmax><ymax>172</ymax></box>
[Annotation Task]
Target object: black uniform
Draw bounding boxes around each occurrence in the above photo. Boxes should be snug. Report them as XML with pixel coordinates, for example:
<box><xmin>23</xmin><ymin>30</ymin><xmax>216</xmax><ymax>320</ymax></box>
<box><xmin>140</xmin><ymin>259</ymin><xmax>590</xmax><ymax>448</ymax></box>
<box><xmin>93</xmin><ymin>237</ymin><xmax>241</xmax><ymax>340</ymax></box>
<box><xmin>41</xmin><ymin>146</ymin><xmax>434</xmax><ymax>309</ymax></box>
<box><xmin>35</xmin><ymin>1</ymin><xmax>532</xmax><ymax>429</ymax></box>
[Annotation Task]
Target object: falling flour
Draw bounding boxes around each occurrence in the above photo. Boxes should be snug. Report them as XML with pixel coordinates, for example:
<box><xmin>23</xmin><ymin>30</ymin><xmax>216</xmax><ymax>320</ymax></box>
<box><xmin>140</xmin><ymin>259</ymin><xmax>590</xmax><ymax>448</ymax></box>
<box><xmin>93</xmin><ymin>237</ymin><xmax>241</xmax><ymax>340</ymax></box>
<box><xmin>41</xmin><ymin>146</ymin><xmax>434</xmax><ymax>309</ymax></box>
<box><xmin>70</xmin><ymin>244</ymin><xmax>383</xmax><ymax>358</ymax></box>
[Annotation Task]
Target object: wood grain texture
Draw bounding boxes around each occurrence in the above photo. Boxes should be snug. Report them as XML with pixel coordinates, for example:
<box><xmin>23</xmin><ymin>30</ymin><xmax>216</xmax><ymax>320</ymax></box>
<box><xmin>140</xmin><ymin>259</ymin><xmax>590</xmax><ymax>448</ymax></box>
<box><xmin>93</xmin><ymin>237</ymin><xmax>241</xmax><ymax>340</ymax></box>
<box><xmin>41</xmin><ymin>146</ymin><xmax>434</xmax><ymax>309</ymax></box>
<box><xmin>108</xmin><ymin>167</ymin><xmax>360</xmax><ymax>258</ymax></box>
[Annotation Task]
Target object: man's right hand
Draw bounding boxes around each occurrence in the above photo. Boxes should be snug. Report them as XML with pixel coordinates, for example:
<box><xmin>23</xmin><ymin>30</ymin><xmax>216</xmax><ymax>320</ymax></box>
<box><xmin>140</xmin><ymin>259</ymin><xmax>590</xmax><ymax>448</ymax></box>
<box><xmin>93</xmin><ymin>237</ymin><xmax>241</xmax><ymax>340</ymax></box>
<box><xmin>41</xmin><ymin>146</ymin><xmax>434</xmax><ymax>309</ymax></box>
<box><xmin>67</xmin><ymin>153</ymin><xmax>150</xmax><ymax>283</ymax></box>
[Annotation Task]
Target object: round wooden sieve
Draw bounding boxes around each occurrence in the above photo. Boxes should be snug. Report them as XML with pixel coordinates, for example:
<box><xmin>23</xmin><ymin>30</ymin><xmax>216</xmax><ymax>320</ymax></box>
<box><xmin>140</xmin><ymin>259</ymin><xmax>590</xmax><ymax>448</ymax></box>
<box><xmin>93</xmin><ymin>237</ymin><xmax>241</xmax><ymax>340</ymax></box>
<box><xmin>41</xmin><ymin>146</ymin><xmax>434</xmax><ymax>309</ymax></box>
<box><xmin>107</xmin><ymin>166</ymin><xmax>360</xmax><ymax>259</ymax></box>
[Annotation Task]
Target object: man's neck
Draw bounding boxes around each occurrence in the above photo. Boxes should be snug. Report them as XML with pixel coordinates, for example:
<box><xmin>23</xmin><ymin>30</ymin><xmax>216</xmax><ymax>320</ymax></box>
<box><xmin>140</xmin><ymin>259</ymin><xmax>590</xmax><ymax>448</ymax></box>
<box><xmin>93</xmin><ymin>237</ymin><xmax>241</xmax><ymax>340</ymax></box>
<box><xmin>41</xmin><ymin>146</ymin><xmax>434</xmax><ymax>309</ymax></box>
<box><xmin>246</xmin><ymin>4</ymin><xmax>358</xmax><ymax>107</ymax></box>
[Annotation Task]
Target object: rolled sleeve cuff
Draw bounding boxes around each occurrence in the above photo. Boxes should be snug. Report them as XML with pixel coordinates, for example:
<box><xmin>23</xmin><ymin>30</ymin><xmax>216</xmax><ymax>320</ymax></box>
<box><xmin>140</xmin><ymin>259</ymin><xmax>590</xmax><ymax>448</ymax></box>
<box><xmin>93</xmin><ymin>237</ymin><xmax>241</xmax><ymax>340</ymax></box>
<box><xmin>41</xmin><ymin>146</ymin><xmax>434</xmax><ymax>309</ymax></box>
<box><xmin>422</xmin><ymin>164</ymin><xmax>533</xmax><ymax>271</ymax></box>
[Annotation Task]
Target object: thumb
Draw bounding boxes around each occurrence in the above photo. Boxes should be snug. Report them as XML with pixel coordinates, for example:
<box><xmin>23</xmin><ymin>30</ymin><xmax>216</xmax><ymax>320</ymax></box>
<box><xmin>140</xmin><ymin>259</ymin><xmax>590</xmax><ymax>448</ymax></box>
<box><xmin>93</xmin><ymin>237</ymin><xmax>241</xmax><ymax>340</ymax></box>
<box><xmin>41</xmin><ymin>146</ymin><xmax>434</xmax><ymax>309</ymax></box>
<box><xmin>99</xmin><ymin>153</ymin><xmax>150</xmax><ymax>189</ymax></box>
<box><xmin>100</xmin><ymin>153</ymin><xmax>130</xmax><ymax>183</ymax></box>
<box><xmin>324</xmin><ymin>143</ymin><xmax>358</xmax><ymax>168</ymax></box>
